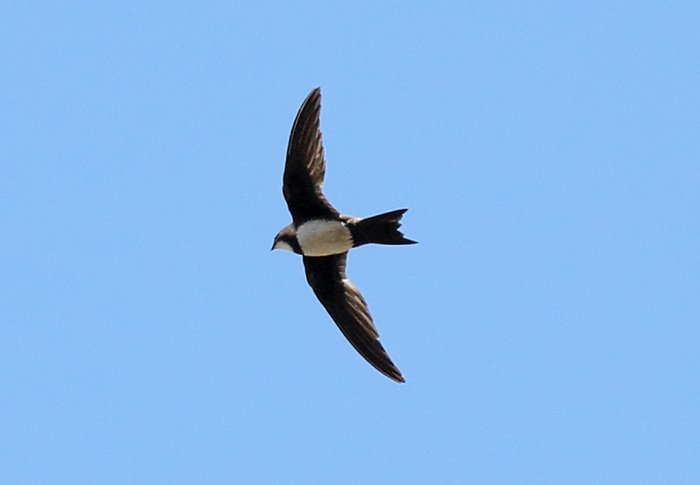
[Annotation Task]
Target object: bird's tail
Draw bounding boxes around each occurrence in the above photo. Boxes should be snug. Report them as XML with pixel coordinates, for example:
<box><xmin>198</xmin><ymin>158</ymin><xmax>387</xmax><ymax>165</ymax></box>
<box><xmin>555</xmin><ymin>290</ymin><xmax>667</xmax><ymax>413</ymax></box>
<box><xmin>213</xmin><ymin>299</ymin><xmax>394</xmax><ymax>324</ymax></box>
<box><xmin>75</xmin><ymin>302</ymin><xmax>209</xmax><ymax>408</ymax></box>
<box><xmin>349</xmin><ymin>209</ymin><xmax>417</xmax><ymax>247</ymax></box>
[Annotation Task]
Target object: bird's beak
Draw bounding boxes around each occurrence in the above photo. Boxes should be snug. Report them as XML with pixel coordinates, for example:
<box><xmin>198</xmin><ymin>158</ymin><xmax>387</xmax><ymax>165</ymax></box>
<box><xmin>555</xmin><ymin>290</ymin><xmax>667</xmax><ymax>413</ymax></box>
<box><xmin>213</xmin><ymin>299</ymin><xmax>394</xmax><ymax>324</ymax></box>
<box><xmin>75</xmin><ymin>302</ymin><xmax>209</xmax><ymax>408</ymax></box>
<box><xmin>271</xmin><ymin>240</ymin><xmax>277</xmax><ymax>251</ymax></box>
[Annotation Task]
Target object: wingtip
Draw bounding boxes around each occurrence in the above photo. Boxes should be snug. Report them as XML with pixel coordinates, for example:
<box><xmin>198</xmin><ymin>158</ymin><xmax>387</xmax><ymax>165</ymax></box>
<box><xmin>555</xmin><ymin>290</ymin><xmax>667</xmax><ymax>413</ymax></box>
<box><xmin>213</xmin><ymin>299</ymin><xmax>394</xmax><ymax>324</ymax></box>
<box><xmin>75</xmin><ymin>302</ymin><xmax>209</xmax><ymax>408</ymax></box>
<box><xmin>378</xmin><ymin>362</ymin><xmax>406</xmax><ymax>383</ymax></box>
<box><xmin>383</xmin><ymin>368</ymin><xmax>406</xmax><ymax>383</ymax></box>
<box><xmin>305</xmin><ymin>87</ymin><xmax>321</xmax><ymax>104</ymax></box>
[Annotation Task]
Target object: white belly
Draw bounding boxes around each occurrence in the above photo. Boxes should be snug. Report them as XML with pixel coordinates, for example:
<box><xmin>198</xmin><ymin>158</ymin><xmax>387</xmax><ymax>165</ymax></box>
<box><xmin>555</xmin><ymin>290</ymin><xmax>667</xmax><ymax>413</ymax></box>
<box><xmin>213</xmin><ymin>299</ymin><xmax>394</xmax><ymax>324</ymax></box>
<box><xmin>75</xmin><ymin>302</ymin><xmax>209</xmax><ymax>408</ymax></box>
<box><xmin>296</xmin><ymin>219</ymin><xmax>354</xmax><ymax>256</ymax></box>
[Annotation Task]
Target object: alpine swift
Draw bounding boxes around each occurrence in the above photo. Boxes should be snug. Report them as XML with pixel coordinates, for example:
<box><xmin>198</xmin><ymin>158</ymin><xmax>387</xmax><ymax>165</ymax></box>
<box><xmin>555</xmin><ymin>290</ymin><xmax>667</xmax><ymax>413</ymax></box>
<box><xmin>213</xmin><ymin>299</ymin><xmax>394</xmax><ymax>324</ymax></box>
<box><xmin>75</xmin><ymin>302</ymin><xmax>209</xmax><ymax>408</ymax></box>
<box><xmin>272</xmin><ymin>87</ymin><xmax>416</xmax><ymax>383</ymax></box>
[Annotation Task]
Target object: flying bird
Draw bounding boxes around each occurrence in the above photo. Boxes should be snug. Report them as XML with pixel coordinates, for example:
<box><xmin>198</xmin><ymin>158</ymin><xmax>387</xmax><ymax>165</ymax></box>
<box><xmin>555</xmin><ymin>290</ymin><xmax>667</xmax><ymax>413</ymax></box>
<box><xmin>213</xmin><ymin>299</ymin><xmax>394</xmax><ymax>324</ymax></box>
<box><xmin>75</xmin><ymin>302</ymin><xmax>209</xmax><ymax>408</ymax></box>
<box><xmin>272</xmin><ymin>88</ymin><xmax>416</xmax><ymax>383</ymax></box>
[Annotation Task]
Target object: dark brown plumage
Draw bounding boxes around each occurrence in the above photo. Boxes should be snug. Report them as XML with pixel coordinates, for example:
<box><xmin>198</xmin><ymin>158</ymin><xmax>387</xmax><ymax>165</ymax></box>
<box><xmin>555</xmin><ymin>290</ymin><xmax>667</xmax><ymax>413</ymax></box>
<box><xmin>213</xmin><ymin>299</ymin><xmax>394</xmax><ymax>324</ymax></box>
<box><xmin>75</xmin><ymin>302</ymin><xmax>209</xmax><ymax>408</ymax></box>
<box><xmin>274</xmin><ymin>87</ymin><xmax>415</xmax><ymax>383</ymax></box>
<box><xmin>283</xmin><ymin>88</ymin><xmax>339</xmax><ymax>224</ymax></box>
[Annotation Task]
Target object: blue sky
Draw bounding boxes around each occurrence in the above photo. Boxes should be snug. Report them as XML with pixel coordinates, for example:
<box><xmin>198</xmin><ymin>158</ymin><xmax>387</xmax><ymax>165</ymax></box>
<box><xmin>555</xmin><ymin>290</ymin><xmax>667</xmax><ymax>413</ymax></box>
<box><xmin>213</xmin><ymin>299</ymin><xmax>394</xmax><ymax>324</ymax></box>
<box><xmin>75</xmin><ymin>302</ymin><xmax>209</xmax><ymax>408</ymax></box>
<box><xmin>1</xmin><ymin>1</ymin><xmax>699</xmax><ymax>483</ymax></box>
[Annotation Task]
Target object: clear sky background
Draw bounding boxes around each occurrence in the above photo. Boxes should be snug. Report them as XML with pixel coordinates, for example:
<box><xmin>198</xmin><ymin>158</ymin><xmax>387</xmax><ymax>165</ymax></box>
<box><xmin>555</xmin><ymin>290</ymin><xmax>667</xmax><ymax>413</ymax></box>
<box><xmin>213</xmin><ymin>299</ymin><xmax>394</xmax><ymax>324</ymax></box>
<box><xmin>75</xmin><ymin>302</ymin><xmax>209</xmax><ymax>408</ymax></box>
<box><xmin>1</xmin><ymin>2</ymin><xmax>699</xmax><ymax>483</ymax></box>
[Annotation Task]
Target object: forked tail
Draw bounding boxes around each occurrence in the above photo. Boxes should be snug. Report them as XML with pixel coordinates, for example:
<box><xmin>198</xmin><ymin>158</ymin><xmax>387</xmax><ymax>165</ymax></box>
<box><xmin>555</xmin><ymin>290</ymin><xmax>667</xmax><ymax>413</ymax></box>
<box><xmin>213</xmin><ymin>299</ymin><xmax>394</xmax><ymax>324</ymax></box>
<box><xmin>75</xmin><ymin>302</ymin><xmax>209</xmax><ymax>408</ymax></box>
<box><xmin>349</xmin><ymin>209</ymin><xmax>417</xmax><ymax>247</ymax></box>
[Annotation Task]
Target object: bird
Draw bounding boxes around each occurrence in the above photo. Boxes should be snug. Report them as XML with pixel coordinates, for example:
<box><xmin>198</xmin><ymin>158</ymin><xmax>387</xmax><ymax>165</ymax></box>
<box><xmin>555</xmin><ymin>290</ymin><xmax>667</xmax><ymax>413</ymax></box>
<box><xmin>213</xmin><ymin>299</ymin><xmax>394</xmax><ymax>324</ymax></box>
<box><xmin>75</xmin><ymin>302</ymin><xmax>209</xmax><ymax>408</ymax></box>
<box><xmin>272</xmin><ymin>87</ymin><xmax>416</xmax><ymax>383</ymax></box>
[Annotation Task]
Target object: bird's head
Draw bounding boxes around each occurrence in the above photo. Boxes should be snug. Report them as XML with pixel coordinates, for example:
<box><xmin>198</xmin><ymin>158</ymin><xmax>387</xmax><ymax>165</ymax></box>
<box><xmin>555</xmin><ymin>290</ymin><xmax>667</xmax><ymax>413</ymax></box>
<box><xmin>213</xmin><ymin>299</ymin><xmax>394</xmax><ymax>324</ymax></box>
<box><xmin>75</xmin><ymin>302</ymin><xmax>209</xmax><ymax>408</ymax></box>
<box><xmin>271</xmin><ymin>223</ymin><xmax>300</xmax><ymax>253</ymax></box>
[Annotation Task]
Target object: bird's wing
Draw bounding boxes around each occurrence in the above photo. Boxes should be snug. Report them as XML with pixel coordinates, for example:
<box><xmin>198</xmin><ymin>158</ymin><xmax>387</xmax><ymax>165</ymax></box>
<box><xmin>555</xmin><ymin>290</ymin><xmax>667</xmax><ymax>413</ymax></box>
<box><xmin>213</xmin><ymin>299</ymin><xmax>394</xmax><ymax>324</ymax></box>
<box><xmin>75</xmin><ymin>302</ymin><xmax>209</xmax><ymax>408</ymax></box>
<box><xmin>303</xmin><ymin>253</ymin><xmax>405</xmax><ymax>383</ymax></box>
<box><xmin>283</xmin><ymin>88</ymin><xmax>340</xmax><ymax>224</ymax></box>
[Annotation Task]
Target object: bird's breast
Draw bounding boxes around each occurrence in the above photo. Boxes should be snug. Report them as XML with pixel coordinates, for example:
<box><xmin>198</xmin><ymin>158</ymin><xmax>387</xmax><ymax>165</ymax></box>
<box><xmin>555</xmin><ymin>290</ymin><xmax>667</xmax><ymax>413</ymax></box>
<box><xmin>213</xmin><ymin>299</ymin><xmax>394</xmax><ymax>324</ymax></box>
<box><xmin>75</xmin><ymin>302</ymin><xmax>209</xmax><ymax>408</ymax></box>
<box><xmin>296</xmin><ymin>219</ymin><xmax>354</xmax><ymax>257</ymax></box>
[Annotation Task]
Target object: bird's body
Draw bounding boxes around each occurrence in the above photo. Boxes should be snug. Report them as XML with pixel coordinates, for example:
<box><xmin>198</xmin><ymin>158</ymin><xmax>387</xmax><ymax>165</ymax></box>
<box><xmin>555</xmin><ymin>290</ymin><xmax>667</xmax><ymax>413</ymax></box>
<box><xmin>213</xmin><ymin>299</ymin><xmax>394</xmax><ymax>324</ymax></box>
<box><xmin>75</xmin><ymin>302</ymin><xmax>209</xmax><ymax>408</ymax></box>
<box><xmin>272</xmin><ymin>88</ymin><xmax>416</xmax><ymax>383</ymax></box>
<box><xmin>296</xmin><ymin>219</ymin><xmax>354</xmax><ymax>257</ymax></box>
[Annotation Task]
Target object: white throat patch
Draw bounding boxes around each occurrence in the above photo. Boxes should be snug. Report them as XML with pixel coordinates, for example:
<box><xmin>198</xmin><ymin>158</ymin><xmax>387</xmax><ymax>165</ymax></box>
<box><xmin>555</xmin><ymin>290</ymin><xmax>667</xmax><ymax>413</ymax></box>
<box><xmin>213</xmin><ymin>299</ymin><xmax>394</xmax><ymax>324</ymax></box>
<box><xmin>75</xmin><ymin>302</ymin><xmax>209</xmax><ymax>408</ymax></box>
<box><xmin>296</xmin><ymin>219</ymin><xmax>353</xmax><ymax>257</ymax></box>
<box><xmin>273</xmin><ymin>240</ymin><xmax>294</xmax><ymax>252</ymax></box>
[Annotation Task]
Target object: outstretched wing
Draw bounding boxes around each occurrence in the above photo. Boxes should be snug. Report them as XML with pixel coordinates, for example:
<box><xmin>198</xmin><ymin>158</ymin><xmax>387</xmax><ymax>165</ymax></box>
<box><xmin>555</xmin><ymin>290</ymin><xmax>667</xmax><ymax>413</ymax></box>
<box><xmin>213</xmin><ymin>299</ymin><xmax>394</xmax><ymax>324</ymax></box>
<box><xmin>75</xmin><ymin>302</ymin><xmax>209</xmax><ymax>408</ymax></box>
<box><xmin>283</xmin><ymin>87</ymin><xmax>340</xmax><ymax>225</ymax></box>
<box><xmin>303</xmin><ymin>253</ymin><xmax>405</xmax><ymax>383</ymax></box>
